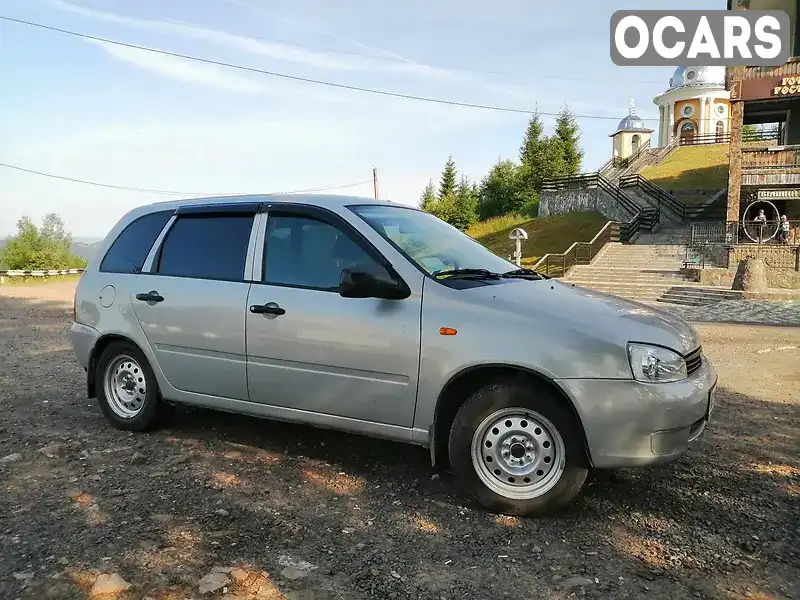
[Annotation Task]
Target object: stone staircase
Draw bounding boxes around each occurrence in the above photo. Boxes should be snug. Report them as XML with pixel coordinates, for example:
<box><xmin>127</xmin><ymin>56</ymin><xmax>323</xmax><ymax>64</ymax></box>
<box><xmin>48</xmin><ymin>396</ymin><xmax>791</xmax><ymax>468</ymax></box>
<box><xmin>564</xmin><ymin>227</ymin><xmax>741</xmax><ymax>305</ymax></box>
<box><xmin>565</xmin><ymin>241</ymin><xmax>692</xmax><ymax>302</ymax></box>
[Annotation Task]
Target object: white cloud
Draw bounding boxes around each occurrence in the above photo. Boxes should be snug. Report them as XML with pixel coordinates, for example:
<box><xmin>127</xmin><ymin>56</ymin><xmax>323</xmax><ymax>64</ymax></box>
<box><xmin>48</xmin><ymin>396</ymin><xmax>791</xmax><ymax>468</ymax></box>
<box><xmin>87</xmin><ymin>40</ymin><xmax>278</xmax><ymax>95</ymax></box>
<box><xmin>50</xmin><ymin>0</ymin><xmax>527</xmax><ymax>98</ymax></box>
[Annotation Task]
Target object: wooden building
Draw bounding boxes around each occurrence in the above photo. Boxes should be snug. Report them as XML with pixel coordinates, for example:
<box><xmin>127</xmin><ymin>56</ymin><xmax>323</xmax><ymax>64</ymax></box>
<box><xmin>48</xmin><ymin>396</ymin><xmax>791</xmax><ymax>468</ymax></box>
<box><xmin>726</xmin><ymin>0</ymin><xmax>800</xmax><ymax>224</ymax></box>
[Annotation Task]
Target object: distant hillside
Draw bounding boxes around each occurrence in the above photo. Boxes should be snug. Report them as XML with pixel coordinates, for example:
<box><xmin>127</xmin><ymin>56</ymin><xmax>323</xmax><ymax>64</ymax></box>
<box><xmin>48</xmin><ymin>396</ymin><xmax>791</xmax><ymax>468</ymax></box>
<box><xmin>71</xmin><ymin>240</ymin><xmax>103</xmax><ymax>263</ymax></box>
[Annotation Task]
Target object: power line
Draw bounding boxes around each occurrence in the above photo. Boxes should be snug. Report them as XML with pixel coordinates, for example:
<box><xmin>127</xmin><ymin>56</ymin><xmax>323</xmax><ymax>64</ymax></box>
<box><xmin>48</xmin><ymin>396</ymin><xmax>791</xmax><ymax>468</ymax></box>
<box><xmin>0</xmin><ymin>15</ymin><xmax>661</xmax><ymax>122</ymax></box>
<box><xmin>63</xmin><ymin>0</ymin><xmax>666</xmax><ymax>85</ymax></box>
<box><xmin>0</xmin><ymin>162</ymin><xmax>373</xmax><ymax>196</ymax></box>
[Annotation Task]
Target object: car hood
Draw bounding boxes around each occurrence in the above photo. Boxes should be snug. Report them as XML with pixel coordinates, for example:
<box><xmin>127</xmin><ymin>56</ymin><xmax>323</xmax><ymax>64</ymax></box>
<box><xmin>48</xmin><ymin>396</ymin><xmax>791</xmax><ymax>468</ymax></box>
<box><xmin>462</xmin><ymin>278</ymin><xmax>701</xmax><ymax>355</ymax></box>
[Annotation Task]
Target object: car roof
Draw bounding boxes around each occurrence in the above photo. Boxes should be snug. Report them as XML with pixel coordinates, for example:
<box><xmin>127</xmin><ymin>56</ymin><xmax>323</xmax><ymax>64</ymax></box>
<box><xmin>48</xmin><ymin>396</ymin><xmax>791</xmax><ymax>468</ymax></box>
<box><xmin>147</xmin><ymin>193</ymin><xmax>409</xmax><ymax>212</ymax></box>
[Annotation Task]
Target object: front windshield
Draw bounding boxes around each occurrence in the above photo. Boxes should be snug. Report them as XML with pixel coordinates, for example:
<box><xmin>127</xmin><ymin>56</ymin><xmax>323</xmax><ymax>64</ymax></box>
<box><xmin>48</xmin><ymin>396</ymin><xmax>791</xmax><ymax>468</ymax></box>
<box><xmin>350</xmin><ymin>204</ymin><xmax>516</xmax><ymax>275</ymax></box>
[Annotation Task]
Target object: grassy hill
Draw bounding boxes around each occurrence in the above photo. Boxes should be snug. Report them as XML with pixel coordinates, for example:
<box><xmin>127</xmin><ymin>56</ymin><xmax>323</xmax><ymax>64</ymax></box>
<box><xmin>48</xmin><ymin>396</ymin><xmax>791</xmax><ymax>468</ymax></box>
<box><xmin>468</xmin><ymin>211</ymin><xmax>608</xmax><ymax>267</ymax></box>
<box><xmin>640</xmin><ymin>144</ymin><xmax>729</xmax><ymax>191</ymax></box>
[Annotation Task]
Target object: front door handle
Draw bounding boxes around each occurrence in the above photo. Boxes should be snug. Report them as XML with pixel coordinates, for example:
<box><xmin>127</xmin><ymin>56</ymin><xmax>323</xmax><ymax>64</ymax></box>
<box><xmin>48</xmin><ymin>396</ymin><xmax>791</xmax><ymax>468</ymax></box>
<box><xmin>250</xmin><ymin>302</ymin><xmax>285</xmax><ymax>316</ymax></box>
<box><xmin>136</xmin><ymin>291</ymin><xmax>164</xmax><ymax>303</ymax></box>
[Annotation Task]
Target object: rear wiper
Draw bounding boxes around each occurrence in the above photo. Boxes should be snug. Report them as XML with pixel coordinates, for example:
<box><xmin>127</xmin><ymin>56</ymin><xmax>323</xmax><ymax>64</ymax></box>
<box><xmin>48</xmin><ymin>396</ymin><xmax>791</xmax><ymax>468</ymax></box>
<box><xmin>502</xmin><ymin>268</ymin><xmax>550</xmax><ymax>280</ymax></box>
<box><xmin>433</xmin><ymin>268</ymin><xmax>502</xmax><ymax>280</ymax></box>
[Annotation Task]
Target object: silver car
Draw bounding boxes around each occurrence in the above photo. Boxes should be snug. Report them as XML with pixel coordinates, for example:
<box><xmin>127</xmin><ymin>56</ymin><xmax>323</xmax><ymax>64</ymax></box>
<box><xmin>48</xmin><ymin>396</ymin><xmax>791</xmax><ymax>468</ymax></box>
<box><xmin>69</xmin><ymin>195</ymin><xmax>717</xmax><ymax>516</ymax></box>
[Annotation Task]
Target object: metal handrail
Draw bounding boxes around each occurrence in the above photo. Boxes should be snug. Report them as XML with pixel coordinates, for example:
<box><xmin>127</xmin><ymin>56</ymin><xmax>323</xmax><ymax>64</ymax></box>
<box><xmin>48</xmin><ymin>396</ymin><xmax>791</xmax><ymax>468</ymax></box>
<box><xmin>541</xmin><ymin>172</ymin><xmax>651</xmax><ymax>242</ymax></box>
<box><xmin>0</xmin><ymin>269</ymin><xmax>85</xmax><ymax>277</ymax></box>
<box><xmin>531</xmin><ymin>220</ymin><xmax>621</xmax><ymax>277</ymax></box>
<box><xmin>618</xmin><ymin>173</ymin><xmax>686</xmax><ymax>221</ymax></box>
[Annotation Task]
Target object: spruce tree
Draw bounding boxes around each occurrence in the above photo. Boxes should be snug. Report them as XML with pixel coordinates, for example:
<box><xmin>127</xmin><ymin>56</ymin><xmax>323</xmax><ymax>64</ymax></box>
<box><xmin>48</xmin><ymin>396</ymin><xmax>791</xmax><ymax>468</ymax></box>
<box><xmin>553</xmin><ymin>105</ymin><xmax>583</xmax><ymax>176</ymax></box>
<box><xmin>438</xmin><ymin>155</ymin><xmax>458</xmax><ymax>200</ymax></box>
<box><xmin>419</xmin><ymin>180</ymin><xmax>438</xmax><ymax>213</ymax></box>
<box><xmin>451</xmin><ymin>175</ymin><xmax>478</xmax><ymax>231</ymax></box>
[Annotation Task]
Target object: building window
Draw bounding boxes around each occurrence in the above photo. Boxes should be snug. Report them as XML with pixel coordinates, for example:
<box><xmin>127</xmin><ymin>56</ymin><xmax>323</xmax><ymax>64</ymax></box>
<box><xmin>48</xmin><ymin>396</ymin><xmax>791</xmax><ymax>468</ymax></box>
<box><xmin>716</xmin><ymin>120</ymin><xmax>724</xmax><ymax>142</ymax></box>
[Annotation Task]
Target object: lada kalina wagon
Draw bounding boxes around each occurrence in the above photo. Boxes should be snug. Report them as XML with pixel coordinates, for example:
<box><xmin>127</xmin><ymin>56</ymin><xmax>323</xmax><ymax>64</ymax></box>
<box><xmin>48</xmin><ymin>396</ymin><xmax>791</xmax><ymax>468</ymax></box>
<box><xmin>69</xmin><ymin>195</ymin><xmax>717</xmax><ymax>516</ymax></box>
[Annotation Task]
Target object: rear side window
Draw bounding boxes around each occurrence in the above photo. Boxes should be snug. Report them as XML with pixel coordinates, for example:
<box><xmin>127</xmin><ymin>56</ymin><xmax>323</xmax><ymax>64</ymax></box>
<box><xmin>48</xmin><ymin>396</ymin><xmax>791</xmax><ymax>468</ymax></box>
<box><xmin>156</xmin><ymin>215</ymin><xmax>254</xmax><ymax>281</ymax></box>
<box><xmin>100</xmin><ymin>210</ymin><xmax>173</xmax><ymax>274</ymax></box>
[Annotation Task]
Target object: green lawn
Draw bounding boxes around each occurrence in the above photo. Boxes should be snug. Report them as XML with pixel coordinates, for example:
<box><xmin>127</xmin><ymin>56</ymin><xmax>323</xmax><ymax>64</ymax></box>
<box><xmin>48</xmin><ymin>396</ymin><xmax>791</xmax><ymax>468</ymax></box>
<box><xmin>467</xmin><ymin>211</ymin><xmax>609</xmax><ymax>267</ymax></box>
<box><xmin>641</xmin><ymin>144</ymin><xmax>729</xmax><ymax>190</ymax></box>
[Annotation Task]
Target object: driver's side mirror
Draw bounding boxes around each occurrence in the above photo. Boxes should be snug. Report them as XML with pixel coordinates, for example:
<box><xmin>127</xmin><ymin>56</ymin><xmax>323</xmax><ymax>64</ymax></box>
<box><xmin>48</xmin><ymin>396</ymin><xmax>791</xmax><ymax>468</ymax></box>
<box><xmin>339</xmin><ymin>264</ymin><xmax>410</xmax><ymax>300</ymax></box>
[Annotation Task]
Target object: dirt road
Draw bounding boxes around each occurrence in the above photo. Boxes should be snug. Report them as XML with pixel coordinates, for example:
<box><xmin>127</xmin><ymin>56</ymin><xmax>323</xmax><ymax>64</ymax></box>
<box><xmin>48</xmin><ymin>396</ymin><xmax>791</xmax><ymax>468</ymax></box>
<box><xmin>1</xmin><ymin>280</ymin><xmax>798</xmax><ymax>600</ymax></box>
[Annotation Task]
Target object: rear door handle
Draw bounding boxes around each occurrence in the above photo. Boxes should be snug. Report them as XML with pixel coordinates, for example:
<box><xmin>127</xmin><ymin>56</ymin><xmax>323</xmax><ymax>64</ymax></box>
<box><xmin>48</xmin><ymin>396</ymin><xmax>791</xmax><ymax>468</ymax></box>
<box><xmin>136</xmin><ymin>291</ymin><xmax>164</xmax><ymax>303</ymax></box>
<box><xmin>250</xmin><ymin>302</ymin><xmax>285</xmax><ymax>316</ymax></box>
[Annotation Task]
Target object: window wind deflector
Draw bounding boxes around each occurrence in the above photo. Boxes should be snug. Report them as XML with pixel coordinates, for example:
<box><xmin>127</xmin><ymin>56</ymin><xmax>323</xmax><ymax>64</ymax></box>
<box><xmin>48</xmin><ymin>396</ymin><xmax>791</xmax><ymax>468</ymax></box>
<box><xmin>433</xmin><ymin>268</ymin><xmax>502</xmax><ymax>280</ymax></box>
<box><xmin>501</xmin><ymin>268</ymin><xmax>550</xmax><ymax>280</ymax></box>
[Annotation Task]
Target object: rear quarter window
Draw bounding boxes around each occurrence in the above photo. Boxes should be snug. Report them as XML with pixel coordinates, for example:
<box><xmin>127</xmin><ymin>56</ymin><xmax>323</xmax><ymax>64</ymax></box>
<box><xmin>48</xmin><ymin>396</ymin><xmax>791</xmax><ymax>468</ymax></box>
<box><xmin>100</xmin><ymin>210</ymin><xmax>173</xmax><ymax>274</ymax></box>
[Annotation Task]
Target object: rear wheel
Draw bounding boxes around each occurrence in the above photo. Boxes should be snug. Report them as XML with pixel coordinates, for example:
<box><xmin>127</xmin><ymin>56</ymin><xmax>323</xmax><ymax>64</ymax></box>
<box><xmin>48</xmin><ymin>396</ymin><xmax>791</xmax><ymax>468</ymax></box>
<box><xmin>96</xmin><ymin>341</ymin><xmax>173</xmax><ymax>431</ymax></box>
<box><xmin>448</xmin><ymin>378</ymin><xmax>588</xmax><ymax>516</ymax></box>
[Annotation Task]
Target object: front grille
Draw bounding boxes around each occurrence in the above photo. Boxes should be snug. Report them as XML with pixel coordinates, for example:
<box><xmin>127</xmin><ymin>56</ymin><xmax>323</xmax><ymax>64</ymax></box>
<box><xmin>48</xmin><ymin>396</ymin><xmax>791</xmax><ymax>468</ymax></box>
<box><xmin>685</xmin><ymin>347</ymin><xmax>703</xmax><ymax>376</ymax></box>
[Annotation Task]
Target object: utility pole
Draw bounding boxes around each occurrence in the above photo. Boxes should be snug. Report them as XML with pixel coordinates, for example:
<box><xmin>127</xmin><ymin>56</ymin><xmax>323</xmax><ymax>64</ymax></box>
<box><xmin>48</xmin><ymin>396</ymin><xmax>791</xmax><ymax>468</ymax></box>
<box><xmin>372</xmin><ymin>167</ymin><xmax>379</xmax><ymax>200</ymax></box>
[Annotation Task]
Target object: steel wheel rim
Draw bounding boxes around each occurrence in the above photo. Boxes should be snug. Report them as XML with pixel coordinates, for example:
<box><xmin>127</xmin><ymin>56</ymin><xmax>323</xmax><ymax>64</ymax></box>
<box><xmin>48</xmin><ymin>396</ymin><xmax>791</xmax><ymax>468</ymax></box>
<box><xmin>103</xmin><ymin>354</ymin><xmax>147</xmax><ymax>419</ymax></box>
<box><xmin>470</xmin><ymin>408</ymin><xmax>566</xmax><ymax>500</ymax></box>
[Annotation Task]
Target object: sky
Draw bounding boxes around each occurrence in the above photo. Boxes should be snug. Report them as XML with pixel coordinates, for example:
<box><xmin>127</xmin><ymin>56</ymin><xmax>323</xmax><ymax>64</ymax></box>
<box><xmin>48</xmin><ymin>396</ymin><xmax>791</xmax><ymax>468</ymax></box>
<box><xmin>0</xmin><ymin>0</ymin><xmax>718</xmax><ymax>239</ymax></box>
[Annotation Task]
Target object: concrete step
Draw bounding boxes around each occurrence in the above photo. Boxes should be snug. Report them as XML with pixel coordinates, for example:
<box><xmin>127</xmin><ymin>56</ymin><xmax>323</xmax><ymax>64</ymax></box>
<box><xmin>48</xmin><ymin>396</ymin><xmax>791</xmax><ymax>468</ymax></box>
<box><xmin>567</xmin><ymin>282</ymin><xmax>672</xmax><ymax>300</ymax></box>
<box><xmin>656</xmin><ymin>286</ymin><xmax>744</xmax><ymax>307</ymax></box>
<box><xmin>568</xmin><ymin>268</ymin><xmax>687</xmax><ymax>277</ymax></box>
<box><xmin>591</xmin><ymin>263</ymin><xmax>685</xmax><ymax>270</ymax></box>
<box><xmin>664</xmin><ymin>287</ymin><xmax>743</xmax><ymax>299</ymax></box>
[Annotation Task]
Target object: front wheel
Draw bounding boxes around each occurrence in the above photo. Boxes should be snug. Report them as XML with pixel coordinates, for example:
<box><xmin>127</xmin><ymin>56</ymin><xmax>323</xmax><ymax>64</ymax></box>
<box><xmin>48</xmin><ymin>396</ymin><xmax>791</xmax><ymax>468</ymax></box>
<box><xmin>448</xmin><ymin>379</ymin><xmax>588</xmax><ymax>516</ymax></box>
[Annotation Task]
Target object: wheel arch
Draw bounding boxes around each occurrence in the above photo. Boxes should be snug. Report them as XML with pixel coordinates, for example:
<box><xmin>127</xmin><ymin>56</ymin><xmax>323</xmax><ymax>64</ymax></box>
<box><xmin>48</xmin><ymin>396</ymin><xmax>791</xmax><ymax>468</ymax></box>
<box><xmin>87</xmin><ymin>334</ymin><xmax>150</xmax><ymax>398</ymax></box>
<box><xmin>431</xmin><ymin>364</ymin><xmax>591</xmax><ymax>469</ymax></box>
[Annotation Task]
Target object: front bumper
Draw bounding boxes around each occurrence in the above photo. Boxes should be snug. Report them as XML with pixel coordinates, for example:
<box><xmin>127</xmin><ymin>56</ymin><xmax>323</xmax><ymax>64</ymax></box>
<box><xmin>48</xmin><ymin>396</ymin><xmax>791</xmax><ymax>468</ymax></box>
<box><xmin>558</xmin><ymin>358</ymin><xmax>718</xmax><ymax>468</ymax></box>
<box><xmin>69</xmin><ymin>321</ymin><xmax>101</xmax><ymax>369</ymax></box>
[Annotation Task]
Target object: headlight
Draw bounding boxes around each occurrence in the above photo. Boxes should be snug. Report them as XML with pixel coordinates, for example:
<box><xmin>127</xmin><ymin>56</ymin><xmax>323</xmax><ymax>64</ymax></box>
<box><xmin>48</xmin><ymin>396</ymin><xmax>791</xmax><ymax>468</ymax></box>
<box><xmin>627</xmin><ymin>343</ymin><xmax>687</xmax><ymax>383</ymax></box>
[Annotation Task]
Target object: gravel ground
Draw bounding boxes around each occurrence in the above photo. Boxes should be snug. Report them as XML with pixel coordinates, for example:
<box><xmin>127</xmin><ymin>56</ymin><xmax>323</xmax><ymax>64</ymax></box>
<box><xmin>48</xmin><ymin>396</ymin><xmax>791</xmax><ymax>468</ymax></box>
<box><xmin>1</xmin><ymin>280</ymin><xmax>798</xmax><ymax>600</ymax></box>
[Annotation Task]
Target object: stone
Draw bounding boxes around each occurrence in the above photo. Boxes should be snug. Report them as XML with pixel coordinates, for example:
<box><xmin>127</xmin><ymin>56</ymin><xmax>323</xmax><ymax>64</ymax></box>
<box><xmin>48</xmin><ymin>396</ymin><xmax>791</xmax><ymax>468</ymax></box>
<box><xmin>38</xmin><ymin>443</ymin><xmax>63</xmax><ymax>458</ymax></box>
<box><xmin>129</xmin><ymin>452</ymin><xmax>145</xmax><ymax>464</ymax></box>
<box><xmin>90</xmin><ymin>573</ymin><xmax>133</xmax><ymax>596</ymax></box>
<box><xmin>0</xmin><ymin>452</ymin><xmax>22</xmax><ymax>464</ymax></box>
<box><xmin>13</xmin><ymin>572</ymin><xmax>34</xmax><ymax>580</ymax></box>
<box><xmin>150</xmin><ymin>514</ymin><xmax>174</xmax><ymax>523</ymax></box>
<box><xmin>281</xmin><ymin>566</ymin><xmax>311</xmax><ymax>580</ymax></box>
<box><xmin>732</xmin><ymin>259</ymin><xmax>768</xmax><ymax>292</ymax></box>
<box><xmin>229</xmin><ymin>568</ymin><xmax>249</xmax><ymax>582</ymax></box>
<box><xmin>198</xmin><ymin>570</ymin><xmax>230</xmax><ymax>594</ymax></box>
<box><xmin>215</xmin><ymin>509</ymin><xmax>231</xmax><ymax>517</ymax></box>
<box><xmin>559</xmin><ymin>576</ymin><xmax>592</xmax><ymax>590</ymax></box>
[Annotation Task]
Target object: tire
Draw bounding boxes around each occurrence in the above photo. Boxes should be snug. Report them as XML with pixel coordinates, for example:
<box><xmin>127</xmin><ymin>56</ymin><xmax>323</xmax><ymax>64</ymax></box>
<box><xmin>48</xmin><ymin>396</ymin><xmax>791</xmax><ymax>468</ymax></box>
<box><xmin>448</xmin><ymin>378</ymin><xmax>588</xmax><ymax>516</ymax></box>
<box><xmin>95</xmin><ymin>340</ymin><xmax>173</xmax><ymax>431</ymax></box>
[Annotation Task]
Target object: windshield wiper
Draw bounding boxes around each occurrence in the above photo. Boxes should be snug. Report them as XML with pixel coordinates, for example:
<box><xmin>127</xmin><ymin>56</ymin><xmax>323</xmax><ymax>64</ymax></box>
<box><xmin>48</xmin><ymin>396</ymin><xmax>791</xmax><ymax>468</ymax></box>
<box><xmin>502</xmin><ymin>268</ymin><xmax>550</xmax><ymax>280</ymax></box>
<box><xmin>433</xmin><ymin>268</ymin><xmax>502</xmax><ymax>280</ymax></box>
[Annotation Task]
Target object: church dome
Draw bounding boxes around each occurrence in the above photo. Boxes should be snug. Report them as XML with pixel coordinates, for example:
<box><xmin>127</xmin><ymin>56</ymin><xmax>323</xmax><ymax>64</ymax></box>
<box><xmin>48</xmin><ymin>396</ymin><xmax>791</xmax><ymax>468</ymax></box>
<box><xmin>668</xmin><ymin>66</ymin><xmax>726</xmax><ymax>89</ymax></box>
<box><xmin>616</xmin><ymin>113</ymin><xmax>647</xmax><ymax>132</ymax></box>
<box><xmin>612</xmin><ymin>100</ymin><xmax>653</xmax><ymax>135</ymax></box>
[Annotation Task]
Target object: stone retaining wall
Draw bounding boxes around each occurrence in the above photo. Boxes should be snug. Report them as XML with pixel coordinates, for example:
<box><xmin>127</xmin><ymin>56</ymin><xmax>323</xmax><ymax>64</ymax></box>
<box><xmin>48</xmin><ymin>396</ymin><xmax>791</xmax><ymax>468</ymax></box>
<box><xmin>539</xmin><ymin>188</ymin><xmax>635</xmax><ymax>223</ymax></box>
<box><xmin>682</xmin><ymin>266</ymin><xmax>800</xmax><ymax>289</ymax></box>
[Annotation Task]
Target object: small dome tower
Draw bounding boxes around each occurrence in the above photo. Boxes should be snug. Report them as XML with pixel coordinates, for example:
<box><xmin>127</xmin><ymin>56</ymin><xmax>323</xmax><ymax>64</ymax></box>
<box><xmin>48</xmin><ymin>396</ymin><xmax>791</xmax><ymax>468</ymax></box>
<box><xmin>610</xmin><ymin>99</ymin><xmax>654</xmax><ymax>162</ymax></box>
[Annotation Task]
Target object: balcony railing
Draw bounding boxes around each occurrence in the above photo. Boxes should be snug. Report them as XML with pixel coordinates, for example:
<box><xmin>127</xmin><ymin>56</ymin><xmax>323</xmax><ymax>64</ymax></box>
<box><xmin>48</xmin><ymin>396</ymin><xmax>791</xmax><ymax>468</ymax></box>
<box><xmin>741</xmin><ymin>58</ymin><xmax>800</xmax><ymax>80</ymax></box>
<box><xmin>742</xmin><ymin>146</ymin><xmax>800</xmax><ymax>169</ymax></box>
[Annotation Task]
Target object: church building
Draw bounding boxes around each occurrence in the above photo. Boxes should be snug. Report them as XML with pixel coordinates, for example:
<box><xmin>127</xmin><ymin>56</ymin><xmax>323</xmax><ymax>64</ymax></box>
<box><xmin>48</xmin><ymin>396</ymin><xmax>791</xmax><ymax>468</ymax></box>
<box><xmin>652</xmin><ymin>66</ymin><xmax>731</xmax><ymax>147</ymax></box>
